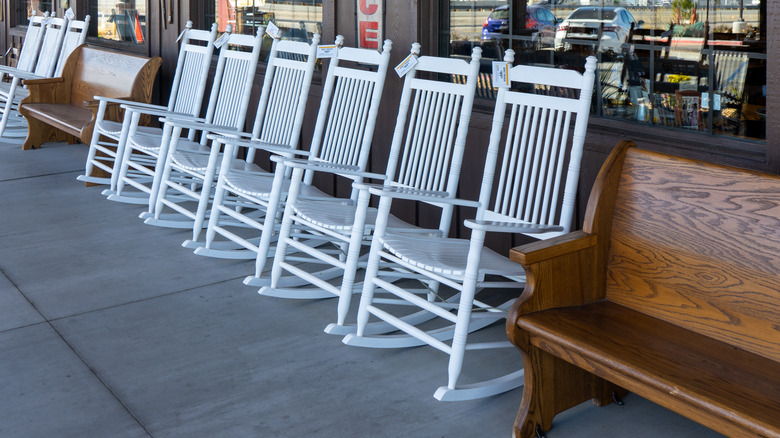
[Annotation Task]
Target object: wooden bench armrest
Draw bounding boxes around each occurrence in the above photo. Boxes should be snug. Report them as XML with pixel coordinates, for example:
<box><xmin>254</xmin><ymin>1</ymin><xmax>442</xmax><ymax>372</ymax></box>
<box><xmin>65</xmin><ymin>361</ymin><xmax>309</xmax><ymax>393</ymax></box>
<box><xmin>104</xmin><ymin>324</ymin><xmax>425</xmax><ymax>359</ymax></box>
<box><xmin>21</xmin><ymin>77</ymin><xmax>64</xmax><ymax>86</ymax></box>
<box><xmin>511</xmin><ymin>230</ymin><xmax>595</xmax><ymax>265</ymax></box>
<box><xmin>508</xmin><ymin>230</ymin><xmax>602</xmax><ymax>315</ymax></box>
<box><xmin>83</xmin><ymin>97</ymin><xmax>132</xmax><ymax>109</ymax></box>
<box><xmin>21</xmin><ymin>77</ymin><xmax>69</xmax><ymax>105</ymax></box>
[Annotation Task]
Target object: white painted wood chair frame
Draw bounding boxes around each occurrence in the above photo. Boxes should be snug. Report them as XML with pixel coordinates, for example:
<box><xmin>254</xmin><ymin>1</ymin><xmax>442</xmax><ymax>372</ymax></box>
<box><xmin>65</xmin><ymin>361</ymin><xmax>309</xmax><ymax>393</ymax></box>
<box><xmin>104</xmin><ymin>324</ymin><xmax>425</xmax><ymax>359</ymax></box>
<box><xmin>52</xmin><ymin>17</ymin><xmax>90</xmax><ymax>77</ymax></box>
<box><xmin>0</xmin><ymin>15</ymin><xmax>48</xmax><ymax>135</ymax></box>
<box><xmin>178</xmin><ymin>34</ymin><xmax>326</xmax><ymax>254</ymax></box>
<box><xmin>106</xmin><ymin>27</ymin><xmax>261</xmax><ymax>215</ymax></box>
<box><xmin>181</xmin><ymin>34</ymin><xmax>341</xmax><ymax>257</ymax></box>
<box><xmin>78</xmin><ymin>21</ymin><xmax>217</xmax><ymax>187</ymax></box>
<box><xmin>257</xmin><ymin>45</ymin><xmax>482</xmax><ymax>336</ymax></box>
<box><xmin>142</xmin><ymin>29</ymin><xmax>310</xmax><ymax>232</ymax></box>
<box><xmin>0</xmin><ymin>14</ymin><xmax>48</xmax><ymax>76</ymax></box>
<box><xmin>342</xmin><ymin>55</ymin><xmax>598</xmax><ymax>401</ymax></box>
<box><xmin>194</xmin><ymin>38</ymin><xmax>392</xmax><ymax>277</ymax></box>
<box><xmin>0</xmin><ymin>15</ymin><xmax>76</xmax><ymax>138</ymax></box>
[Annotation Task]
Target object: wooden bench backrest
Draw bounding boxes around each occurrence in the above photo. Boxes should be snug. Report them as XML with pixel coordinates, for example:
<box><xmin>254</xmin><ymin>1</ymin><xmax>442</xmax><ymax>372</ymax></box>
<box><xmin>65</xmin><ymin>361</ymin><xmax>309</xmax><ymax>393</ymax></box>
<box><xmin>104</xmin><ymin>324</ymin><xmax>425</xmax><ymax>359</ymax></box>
<box><xmin>604</xmin><ymin>147</ymin><xmax>780</xmax><ymax>361</ymax></box>
<box><xmin>63</xmin><ymin>46</ymin><xmax>161</xmax><ymax>107</ymax></box>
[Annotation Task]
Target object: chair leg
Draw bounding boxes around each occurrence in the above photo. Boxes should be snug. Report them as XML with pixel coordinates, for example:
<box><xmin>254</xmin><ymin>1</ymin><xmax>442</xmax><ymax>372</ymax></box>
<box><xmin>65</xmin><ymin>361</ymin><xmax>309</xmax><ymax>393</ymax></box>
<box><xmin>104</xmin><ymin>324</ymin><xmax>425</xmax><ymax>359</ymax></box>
<box><xmin>203</xmin><ymin>176</ymin><xmax>228</xmax><ymax>247</ymax></box>
<box><xmin>255</xmin><ymin>166</ymin><xmax>289</xmax><ymax>281</ymax></box>
<box><xmin>444</xmin><ymin>232</ymin><xmax>485</xmax><ymax>392</ymax></box>
<box><xmin>189</xmin><ymin>145</ymin><xmax>222</xmax><ymax>240</ymax></box>
<box><xmin>335</xmin><ymin>189</ymin><xmax>372</xmax><ymax>326</ymax></box>
<box><xmin>0</xmin><ymin>78</ymin><xmax>19</xmax><ymax>138</ymax></box>
<box><xmin>268</xmin><ymin>168</ymin><xmax>303</xmax><ymax>285</ymax></box>
<box><xmin>108</xmin><ymin>112</ymin><xmax>136</xmax><ymax>190</ymax></box>
<box><xmin>144</xmin><ymin>124</ymin><xmax>175</xmax><ymax>213</ymax></box>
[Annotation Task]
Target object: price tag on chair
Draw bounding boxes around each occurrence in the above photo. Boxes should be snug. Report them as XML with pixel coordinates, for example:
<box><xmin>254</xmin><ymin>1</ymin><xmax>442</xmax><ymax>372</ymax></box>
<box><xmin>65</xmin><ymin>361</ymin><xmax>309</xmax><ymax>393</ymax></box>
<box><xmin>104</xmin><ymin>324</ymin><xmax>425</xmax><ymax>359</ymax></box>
<box><xmin>394</xmin><ymin>54</ymin><xmax>417</xmax><ymax>78</ymax></box>
<box><xmin>492</xmin><ymin>61</ymin><xmax>511</xmax><ymax>89</ymax></box>
<box><xmin>65</xmin><ymin>8</ymin><xmax>75</xmax><ymax>20</ymax></box>
<box><xmin>317</xmin><ymin>44</ymin><xmax>338</xmax><ymax>59</ymax></box>
<box><xmin>214</xmin><ymin>32</ymin><xmax>229</xmax><ymax>49</ymax></box>
<box><xmin>266</xmin><ymin>21</ymin><xmax>282</xmax><ymax>39</ymax></box>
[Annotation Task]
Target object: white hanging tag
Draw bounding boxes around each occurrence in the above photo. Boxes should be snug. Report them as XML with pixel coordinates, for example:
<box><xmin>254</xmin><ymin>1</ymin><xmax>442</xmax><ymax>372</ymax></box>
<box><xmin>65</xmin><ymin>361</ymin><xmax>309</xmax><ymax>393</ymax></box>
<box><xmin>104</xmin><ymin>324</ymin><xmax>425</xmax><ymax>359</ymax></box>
<box><xmin>176</xmin><ymin>29</ymin><xmax>187</xmax><ymax>43</ymax></box>
<box><xmin>65</xmin><ymin>8</ymin><xmax>76</xmax><ymax>20</ymax></box>
<box><xmin>317</xmin><ymin>44</ymin><xmax>338</xmax><ymax>59</ymax></box>
<box><xmin>394</xmin><ymin>54</ymin><xmax>417</xmax><ymax>78</ymax></box>
<box><xmin>214</xmin><ymin>32</ymin><xmax>230</xmax><ymax>49</ymax></box>
<box><xmin>266</xmin><ymin>21</ymin><xmax>282</xmax><ymax>39</ymax></box>
<box><xmin>492</xmin><ymin>61</ymin><xmax>511</xmax><ymax>89</ymax></box>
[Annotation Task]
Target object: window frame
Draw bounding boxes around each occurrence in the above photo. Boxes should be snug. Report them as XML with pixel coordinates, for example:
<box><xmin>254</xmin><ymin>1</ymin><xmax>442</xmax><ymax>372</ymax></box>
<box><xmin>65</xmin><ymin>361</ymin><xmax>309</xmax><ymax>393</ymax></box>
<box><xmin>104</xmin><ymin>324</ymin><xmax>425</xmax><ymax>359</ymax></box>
<box><xmin>82</xmin><ymin>0</ymin><xmax>150</xmax><ymax>54</ymax></box>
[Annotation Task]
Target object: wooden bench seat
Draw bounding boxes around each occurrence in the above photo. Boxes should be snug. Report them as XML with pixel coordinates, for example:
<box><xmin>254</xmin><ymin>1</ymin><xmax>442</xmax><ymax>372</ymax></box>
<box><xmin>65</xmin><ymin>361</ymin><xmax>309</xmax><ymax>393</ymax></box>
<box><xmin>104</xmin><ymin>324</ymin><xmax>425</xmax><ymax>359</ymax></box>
<box><xmin>507</xmin><ymin>141</ymin><xmax>780</xmax><ymax>438</ymax></box>
<box><xmin>517</xmin><ymin>302</ymin><xmax>780</xmax><ymax>435</ymax></box>
<box><xmin>18</xmin><ymin>45</ymin><xmax>161</xmax><ymax>151</ymax></box>
<box><xmin>21</xmin><ymin>102</ymin><xmax>93</xmax><ymax>135</ymax></box>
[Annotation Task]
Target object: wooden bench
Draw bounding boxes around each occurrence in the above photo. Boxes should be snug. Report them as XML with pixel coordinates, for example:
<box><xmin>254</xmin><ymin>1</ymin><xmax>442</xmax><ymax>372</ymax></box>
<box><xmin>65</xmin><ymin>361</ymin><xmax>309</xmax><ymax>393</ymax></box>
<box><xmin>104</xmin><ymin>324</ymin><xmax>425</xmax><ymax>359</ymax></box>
<box><xmin>507</xmin><ymin>141</ymin><xmax>780</xmax><ymax>438</ymax></box>
<box><xmin>18</xmin><ymin>45</ymin><xmax>161</xmax><ymax>151</ymax></box>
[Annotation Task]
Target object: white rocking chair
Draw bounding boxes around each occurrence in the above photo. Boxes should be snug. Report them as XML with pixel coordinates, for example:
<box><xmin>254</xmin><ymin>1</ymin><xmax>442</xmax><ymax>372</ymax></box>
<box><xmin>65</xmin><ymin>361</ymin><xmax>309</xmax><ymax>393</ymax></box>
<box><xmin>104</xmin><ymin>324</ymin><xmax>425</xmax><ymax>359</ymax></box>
<box><xmin>0</xmin><ymin>15</ymin><xmax>88</xmax><ymax>138</ymax></box>
<box><xmin>342</xmin><ymin>55</ymin><xmax>597</xmax><ymax>401</ymax></box>
<box><xmin>77</xmin><ymin>21</ymin><xmax>216</xmax><ymax>187</ymax></box>
<box><xmin>106</xmin><ymin>26</ymin><xmax>262</xmax><ymax>218</ymax></box>
<box><xmin>193</xmin><ymin>37</ymin><xmax>393</xmax><ymax>271</ymax></box>
<box><xmin>257</xmin><ymin>44</ymin><xmax>483</xmax><ymax>337</ymax></box>
<box><xmin>143</xmin><ymin>29</ymin><xmax>321</xmax><ymax>232</ymax></box>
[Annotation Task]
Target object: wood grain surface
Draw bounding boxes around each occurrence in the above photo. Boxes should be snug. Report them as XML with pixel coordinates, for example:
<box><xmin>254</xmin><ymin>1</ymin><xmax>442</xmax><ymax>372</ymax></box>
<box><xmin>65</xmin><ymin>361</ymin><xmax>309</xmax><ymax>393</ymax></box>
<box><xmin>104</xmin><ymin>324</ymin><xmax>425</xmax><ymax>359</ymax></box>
<box><xmin>507</xmin><ymin>143</ymin><xmax>780</xmax><ymax>437</ymax></box>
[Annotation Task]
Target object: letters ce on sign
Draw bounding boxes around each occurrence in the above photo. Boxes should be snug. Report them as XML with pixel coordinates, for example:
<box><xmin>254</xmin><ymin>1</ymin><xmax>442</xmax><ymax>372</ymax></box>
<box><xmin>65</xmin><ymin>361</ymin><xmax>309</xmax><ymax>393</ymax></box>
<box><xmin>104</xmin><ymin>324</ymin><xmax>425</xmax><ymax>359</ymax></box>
<box><xmin>357</xmin><ymin>0</ymin><xmax>384</xmax><ymax>50</ymax></box>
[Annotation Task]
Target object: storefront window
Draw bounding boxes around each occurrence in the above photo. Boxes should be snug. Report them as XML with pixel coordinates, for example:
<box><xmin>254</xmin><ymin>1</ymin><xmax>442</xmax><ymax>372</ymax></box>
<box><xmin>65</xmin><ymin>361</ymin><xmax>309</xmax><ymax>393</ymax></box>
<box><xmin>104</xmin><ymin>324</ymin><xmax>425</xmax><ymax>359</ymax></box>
<box><xmin>206</xmin><ymin>0</ymin><xmax>322</xmax><ymax>42</ymax></box>
<box><xmin>441</xmin><ymin>0</ymin><xmax>766</xmax><ymax>141</ymax></box>
<box><xmin>15</xmin><ymin>0</ymin><xmax>54</xmax><ymax>24</ymax></box>
<box><xmin>88</xmin><ymin>0</ymin><xmax>147</xmax><ymax>44</ymax></box>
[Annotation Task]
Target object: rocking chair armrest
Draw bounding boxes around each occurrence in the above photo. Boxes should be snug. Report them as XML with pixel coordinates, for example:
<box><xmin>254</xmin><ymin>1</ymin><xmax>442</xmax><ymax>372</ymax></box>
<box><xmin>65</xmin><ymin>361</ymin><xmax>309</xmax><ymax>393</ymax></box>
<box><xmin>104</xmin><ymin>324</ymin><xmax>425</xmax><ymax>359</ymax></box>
<box><xmin>100</xmin><ymin>98</ymin><xmax>172</xmax><ymax>114</ymax></box>
<box><xmin>463</xmin><ymin>219</ymin><xmax>563</xmax><ymax>234</ymax></box>
<box><xmin>212</xmin><ymin>136</ymin><xmax>311</xmax><ymax>157</ymax></box>
<box><xmin>274</xmin><ymin>156</ymin><xmax>386</xmax><ymax>180</ymax></box>
<box><xmin>6</xmin><ymin>70</ymin><xmax>45</xmax><ymax>81</ymax></box>
<box><xmin>358</xmin><ymin>184</ymin><xmax>481</xmax><ymax>207</ymax></box>
<box><xmin>158</xmin><ymin>116</ymin><xmax>234</xmax><ymax>134</ymax></box>
<box><xmin>120</xmin><ymin>106</ymin><xmax>193</xmax><ymax>120</ymax></box>
<box><xmin>0</xmin><ymin>65</ymin><xmax>27</xmax><ymax>76</ymax></box>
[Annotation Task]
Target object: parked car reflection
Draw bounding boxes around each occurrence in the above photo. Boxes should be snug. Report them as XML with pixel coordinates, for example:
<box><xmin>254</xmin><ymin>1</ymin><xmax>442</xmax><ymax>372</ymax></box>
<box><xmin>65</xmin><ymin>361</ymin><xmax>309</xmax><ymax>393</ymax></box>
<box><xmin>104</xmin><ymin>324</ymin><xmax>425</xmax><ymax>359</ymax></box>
<box><xmin>554</xmin><ymin>6</ymin><xmax>639</xmax><ymax>53</ymax></box>
<box><xmin>482</xmin><ymin>4</ymin><xmax>558</xmax><ymax>49</ymax></box>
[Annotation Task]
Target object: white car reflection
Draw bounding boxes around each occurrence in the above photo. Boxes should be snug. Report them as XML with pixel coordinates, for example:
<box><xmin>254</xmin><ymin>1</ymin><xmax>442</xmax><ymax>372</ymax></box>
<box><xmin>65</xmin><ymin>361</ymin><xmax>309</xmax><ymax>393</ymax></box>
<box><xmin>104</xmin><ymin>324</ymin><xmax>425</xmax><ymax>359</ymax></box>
<box><xmin>555</xmin><ymin>6</ymin><xmax>638</xmax><ymax>53</ymax></box>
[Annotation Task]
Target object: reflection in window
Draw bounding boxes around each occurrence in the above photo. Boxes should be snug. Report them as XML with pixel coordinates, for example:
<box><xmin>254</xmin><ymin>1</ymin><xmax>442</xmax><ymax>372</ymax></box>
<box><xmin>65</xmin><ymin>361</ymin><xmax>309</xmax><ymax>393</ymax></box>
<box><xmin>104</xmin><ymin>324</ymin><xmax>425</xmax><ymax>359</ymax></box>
<box><xmin>441</xmin><ymin>0</ymin><xmax>766</xmax><ymax>141</ymax></box>
<box><xmin>15</xmin><ymin>0</ymin><xmax>53</xmax><ymax>24</ymax></box>
<box><xmin>206</xmin><ymin>0</ymin><xmax>322</xmax><ymax>42</ymax></box>
<box><xmin>89</xmin><ymin>0</ymin><xmax>147</xmax><ymax>44</ymax></box>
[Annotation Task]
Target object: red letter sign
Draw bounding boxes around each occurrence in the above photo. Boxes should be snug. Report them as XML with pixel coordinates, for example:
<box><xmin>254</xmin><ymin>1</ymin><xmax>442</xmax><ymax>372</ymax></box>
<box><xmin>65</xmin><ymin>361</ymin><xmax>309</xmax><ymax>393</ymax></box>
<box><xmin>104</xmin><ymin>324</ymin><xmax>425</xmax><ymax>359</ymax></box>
<box><xmin>356</xmin><ymin>0</ymin><xmax>383</xmax><ymax>50</ymax></box>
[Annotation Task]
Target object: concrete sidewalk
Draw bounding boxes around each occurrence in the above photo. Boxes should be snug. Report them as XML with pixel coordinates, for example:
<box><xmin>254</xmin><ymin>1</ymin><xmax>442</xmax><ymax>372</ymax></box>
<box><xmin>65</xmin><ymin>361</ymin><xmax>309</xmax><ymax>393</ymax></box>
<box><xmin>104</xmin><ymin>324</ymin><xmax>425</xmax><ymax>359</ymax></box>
<box><xmin>0</xmin><ymin>138</ymin><xmax>721</xmax><ymax>437</ymax></box>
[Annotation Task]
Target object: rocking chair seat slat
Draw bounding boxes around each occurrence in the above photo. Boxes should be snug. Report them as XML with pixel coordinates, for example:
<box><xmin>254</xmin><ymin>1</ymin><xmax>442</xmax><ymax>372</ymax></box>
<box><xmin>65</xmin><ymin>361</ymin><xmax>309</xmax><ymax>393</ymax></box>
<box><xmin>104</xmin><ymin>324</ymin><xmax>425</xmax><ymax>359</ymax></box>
<box><xmin>222</xmin><ymin>171</ymin><xmax>326</xmax><ymax>199</ymax></box>
<box><xmin>130</xmin><ymin>134</ymin><xmax>199</xmax><ymax>153</ymax></box>
<box><xmin>381</xmin><ymin>233</ymin><xmax>526</xmax><ymax>278</ymax></box>
<box><xmin>97</xmin><ymin>120</ymin><xmax>162</xmax><ymax>136</ymax></box>
<box><xmin>293</xmin><ymin>202</ymin><xmax>416</xmax><ymax>232</ymax></box>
